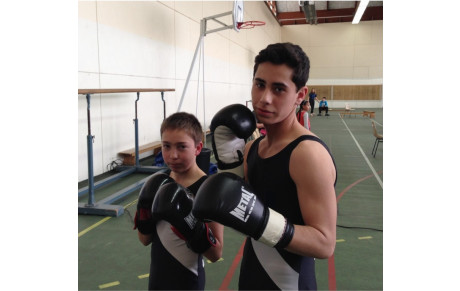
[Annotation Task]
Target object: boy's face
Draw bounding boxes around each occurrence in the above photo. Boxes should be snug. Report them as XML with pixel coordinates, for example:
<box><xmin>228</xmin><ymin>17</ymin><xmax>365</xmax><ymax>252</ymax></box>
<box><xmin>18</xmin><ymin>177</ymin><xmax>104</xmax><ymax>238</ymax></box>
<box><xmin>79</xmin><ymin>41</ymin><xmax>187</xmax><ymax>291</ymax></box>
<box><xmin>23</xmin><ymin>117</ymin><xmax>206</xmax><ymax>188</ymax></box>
<box><xmin>252</xmin><ymin>62</ymin><xmax>306</xmax><ymax>126</ymax></box>
<box><xmin>161</xmin><ymin>129</ymin><xmax>202</xmax><ymax>174</ymax></box>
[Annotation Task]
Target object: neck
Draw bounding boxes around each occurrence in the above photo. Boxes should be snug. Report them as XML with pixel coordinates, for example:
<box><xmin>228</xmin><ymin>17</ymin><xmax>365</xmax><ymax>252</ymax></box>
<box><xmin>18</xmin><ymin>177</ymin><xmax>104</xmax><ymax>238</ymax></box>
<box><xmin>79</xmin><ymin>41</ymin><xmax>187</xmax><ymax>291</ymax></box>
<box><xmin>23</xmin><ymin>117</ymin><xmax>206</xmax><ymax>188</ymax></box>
<box><xmin>170</xmin><ymin>163</ymin><xmax>205</xmax><ymax>186</ymax></box>
<box><xmin>264</xmin><ymin>112</ymin><xmax>301</xmax><ymax>144</ymax></box>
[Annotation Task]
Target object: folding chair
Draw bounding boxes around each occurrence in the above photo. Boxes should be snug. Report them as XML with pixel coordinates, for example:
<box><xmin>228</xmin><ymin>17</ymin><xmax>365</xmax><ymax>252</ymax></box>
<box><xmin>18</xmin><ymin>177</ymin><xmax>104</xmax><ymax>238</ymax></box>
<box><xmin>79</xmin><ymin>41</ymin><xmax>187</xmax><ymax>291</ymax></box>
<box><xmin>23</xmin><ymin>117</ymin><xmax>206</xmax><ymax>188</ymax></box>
<box><xmin>371</xmin><ymin>121</ymin><xmax>383</xmax><ymax>157</ymax></box>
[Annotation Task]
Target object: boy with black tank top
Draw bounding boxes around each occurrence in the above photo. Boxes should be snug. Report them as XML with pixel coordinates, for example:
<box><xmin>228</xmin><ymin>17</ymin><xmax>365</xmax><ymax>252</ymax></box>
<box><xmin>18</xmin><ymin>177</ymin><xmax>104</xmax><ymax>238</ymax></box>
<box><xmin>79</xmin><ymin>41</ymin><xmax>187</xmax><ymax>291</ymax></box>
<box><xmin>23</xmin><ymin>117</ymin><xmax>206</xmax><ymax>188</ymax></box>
<box><xmin>240</xmin><ymin>43</ymin><xmax>337</xmax><ymax>290</ymax></box>
<box><xmin>191</xmin><ymin>43</ymin><xmax>337</xmax><ymax>290</ymax></box>
<box><xmin>134</xmin><ymin>112</ymin><xmax>223</xmax><ymax>290</ymax></box>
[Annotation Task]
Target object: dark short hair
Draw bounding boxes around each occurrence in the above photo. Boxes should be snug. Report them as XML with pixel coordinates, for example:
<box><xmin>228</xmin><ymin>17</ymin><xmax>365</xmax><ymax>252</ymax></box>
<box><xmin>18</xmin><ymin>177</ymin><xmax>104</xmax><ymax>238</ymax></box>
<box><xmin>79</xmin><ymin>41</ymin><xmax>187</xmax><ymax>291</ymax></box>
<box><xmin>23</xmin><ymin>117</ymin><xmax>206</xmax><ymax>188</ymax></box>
<box><xmin>160</xmin><ymin>112</ymin><xmax>203</xmax><ymax>145</ymax></box>
<box><xmin>253</xmin><ymin>42</ymin><xmax>310</xmax><ymax>91</ymax></box>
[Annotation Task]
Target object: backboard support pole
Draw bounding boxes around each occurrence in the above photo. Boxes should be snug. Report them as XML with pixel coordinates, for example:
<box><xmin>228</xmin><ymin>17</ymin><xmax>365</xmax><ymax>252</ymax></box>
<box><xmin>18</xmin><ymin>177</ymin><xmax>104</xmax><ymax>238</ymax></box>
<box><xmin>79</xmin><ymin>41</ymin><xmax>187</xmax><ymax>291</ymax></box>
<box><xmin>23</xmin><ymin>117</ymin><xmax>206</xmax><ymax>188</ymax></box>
<box><xmin>177</xmin><ymin>2</ymin><xmax>242</xmax><ymax>112</ymax></box>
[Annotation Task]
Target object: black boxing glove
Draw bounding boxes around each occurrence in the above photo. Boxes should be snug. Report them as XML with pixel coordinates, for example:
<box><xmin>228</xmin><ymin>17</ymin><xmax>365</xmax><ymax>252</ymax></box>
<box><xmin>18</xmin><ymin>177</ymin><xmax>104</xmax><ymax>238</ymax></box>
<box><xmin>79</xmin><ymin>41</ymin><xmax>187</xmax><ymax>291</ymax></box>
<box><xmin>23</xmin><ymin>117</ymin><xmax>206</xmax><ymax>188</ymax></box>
<box><xmin>152</xmin><ymin>182</ymin><xmax>216</xmax><ymax>253</ymax></box>
<box><xmin>193</xmin><ymin>172</ymin><xmax>294</xmax><ymax>248</ymax></box>
<box><xmin>210</xmin><ymin>104</ymin><xmax>256</xmax><ymax>176</ymax></box>
<box><xmin>133</xmin><ymin>172</ymin><xmax>174</xmax><ymax>234</ymax></box>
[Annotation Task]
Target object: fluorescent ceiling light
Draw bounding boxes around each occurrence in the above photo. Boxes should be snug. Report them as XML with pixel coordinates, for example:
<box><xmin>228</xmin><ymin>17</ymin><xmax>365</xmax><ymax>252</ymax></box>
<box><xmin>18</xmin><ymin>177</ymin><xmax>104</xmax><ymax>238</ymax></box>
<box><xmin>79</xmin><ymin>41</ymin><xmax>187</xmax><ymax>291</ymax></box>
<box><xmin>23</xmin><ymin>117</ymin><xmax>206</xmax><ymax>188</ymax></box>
<box><xmin>352</xmin><ymin>0</ymin><xmax>370</xmax><ymax>24</ymax></box>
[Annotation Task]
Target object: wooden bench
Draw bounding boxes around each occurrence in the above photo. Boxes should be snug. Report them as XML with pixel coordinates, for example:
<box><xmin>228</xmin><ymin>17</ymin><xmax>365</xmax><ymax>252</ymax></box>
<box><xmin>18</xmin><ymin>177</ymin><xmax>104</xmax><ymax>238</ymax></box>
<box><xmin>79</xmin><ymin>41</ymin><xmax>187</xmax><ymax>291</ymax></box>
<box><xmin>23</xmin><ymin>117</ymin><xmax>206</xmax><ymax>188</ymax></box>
<box><xmin>119</xmin><ymin>141</ymin><xmax>162</xmax><ymax>165</ymax></box>
<box><xmin>363</xmin><ymin>111</ymin><xmax>376</xmax><ymax>118</ymax></box>
<box><xmin>340</xmin><ymin>111</ymin><xmax>376</xmax><ymax>118</ymax></box>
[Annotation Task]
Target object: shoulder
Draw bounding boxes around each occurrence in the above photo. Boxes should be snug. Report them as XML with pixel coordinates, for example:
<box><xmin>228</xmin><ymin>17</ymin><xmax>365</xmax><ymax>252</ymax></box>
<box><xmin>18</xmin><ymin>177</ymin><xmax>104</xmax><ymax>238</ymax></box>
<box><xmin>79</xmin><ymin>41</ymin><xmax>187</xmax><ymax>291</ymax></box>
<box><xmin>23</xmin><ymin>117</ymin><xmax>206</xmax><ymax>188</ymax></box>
<box><xmin>244</xmin><ymin>139</ymin><xmax>257</xmax><ymax>157</ymax></box>
<box><xmin>293</xmin><ymin>136</ymin><xmax>332</xmax><ymax>160</ymax></box>
<box><xmin>290</xmin><ymin>136</ymin><xmax>335</xmax><ymax>182</ymax></box>
<box><xmin>292</xmin><ymin>136</ymin><xmax>325</xmax><ymax>157</ymax></box>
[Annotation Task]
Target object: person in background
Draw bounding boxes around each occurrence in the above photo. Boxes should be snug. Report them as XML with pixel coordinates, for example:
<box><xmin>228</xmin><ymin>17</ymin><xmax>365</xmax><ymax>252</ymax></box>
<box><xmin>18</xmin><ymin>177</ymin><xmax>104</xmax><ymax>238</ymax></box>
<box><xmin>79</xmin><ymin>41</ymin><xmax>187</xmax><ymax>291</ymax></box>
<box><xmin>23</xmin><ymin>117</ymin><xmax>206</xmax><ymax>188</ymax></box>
<box><xmin>296</xmin><ymin>99</ymin><xmax>311</xmax><ymax>130</ymax></box>
<box><xmin>308</xmin><ymin>88</ymin><xmax>319</xmax><ymax>116</ymax></box>
<box><xmin>318</xmin><ymin>97</ymin><xmax>330</xmax><ymax>116</ymax></box>
<box><xmin>134</xmin><ymin>112</ymin><xmax>223</xmax><ymax>290</ymax></box>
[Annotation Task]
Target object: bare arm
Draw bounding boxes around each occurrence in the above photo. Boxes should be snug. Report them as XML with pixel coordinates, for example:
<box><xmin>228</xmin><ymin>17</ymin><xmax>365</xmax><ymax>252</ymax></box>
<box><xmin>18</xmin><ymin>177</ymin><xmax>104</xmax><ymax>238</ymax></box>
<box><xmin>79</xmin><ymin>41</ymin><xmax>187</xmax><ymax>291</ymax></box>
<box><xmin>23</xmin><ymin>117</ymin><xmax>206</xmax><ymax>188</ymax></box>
<box><xmin>203</xmin><ymin>222</ymin><xmax>224</xmax><ymax>262</ymax></box>
<box><xmin>137</xmin><ymin>231</ymin><xmax>153</xmax><ymax>246</ymax></box>
<box><xmin>286</xmin><ymin>141</ymin><xmax>337</xmax><ymax>258</ymax></box>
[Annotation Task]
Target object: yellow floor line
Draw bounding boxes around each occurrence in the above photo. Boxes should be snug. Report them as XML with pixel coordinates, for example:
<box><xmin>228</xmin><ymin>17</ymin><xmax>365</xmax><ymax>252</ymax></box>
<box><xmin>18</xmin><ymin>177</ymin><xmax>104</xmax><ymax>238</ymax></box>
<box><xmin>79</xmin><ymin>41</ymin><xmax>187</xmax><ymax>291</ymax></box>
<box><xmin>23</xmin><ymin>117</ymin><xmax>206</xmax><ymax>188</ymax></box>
<box><xmin>138</xmin><ymin>273</ymin><xmax>149</xmax><ymax>279</ymax></box>
<box><xmin>336</xmin><ymin>239</ymin><xmax>345</xmax><ymax>243</ymax></box>
<box><xmin>124</xmin><ymin>199</ymin><xmax>138</xmax><ymax>209</ymax></box>
<box><xmin>358</xmin><ymin>236</ymin><xmax>373</xmax><ymax>240</ymax></box>
<box><xmin>206</xmin><ymin>257</ymin><xmax>224</xmax><ymax>264</ymax></box>
<box><xmin>79</xmin><ymin>217</ymin><xmax>111</xmax><ymax>237</ymax></box>
<box><xmin>99</xmin><ymin>281</ymin><xmax>120</xmax><ymax>289</ymax></box>
<box><xmin>78</xmin><ymin>199</ymin><xmax>138</xmax><ymax>238</ymax></box>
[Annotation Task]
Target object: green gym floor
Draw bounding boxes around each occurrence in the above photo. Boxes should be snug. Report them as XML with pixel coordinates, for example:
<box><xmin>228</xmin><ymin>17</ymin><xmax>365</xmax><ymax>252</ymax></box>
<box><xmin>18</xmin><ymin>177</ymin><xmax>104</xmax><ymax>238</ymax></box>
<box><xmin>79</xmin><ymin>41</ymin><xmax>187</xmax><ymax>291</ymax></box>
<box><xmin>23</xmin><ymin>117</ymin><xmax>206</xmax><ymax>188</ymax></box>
<box><xmin>78</xmin><ymin>108</ymin><xmax>383</xmax><ymax>290</ymax></box>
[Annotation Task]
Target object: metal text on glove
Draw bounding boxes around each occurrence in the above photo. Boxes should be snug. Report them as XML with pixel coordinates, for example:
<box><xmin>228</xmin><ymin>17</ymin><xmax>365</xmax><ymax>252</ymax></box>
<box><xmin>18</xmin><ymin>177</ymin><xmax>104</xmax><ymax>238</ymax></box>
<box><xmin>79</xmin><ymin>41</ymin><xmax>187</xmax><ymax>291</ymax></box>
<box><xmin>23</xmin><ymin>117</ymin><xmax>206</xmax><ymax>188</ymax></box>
<box><xmin>229</xmin><ymin>187</ymin><xmax>256</xmax><ymax>222</ymax></box>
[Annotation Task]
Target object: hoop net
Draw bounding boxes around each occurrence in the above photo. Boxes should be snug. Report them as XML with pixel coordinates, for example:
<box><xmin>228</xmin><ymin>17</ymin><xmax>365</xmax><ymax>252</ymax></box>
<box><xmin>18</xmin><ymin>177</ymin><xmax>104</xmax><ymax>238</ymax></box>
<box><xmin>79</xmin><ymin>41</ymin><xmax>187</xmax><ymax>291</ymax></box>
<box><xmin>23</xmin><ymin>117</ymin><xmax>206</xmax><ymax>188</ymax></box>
<box><xmin>237</xmin><ymin>21</ymin><xmax>266</xmax><ymax>29</ymax></box>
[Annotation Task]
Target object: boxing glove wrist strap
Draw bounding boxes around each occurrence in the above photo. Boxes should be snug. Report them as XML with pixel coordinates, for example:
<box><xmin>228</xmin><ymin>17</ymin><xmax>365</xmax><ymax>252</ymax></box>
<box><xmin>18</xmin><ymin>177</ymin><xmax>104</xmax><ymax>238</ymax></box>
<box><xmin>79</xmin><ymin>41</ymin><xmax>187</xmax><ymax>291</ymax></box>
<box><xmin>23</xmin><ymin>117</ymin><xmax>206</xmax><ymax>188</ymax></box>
<box><xmin>258</xmin><ymin>208</ymin><xmax>294</xmax><ymax>249</ymax></box>
<box><xmin>187</xmin><ymin>223</ymin><xmax>217</xmax><ymax>254</ymax></box>
<box><xmin>134</xmin><ymin>209</ymin><xmax>155</xmax><ymax>235</ymax></box>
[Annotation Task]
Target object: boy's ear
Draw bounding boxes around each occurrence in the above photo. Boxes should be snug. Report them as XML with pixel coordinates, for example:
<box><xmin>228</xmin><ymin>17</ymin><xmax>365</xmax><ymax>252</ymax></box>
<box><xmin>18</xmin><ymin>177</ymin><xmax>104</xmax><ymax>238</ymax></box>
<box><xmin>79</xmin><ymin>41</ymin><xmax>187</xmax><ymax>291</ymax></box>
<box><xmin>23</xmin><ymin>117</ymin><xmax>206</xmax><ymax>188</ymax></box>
<box><xmin>296</xmin><ymin>86</ymin><xmax>308</xmax><ymax>105</ymax></box>
<box><xmin>195</xmin><ymin>141</ymin><xmax>203</xmax><ymax>156</ymax></box>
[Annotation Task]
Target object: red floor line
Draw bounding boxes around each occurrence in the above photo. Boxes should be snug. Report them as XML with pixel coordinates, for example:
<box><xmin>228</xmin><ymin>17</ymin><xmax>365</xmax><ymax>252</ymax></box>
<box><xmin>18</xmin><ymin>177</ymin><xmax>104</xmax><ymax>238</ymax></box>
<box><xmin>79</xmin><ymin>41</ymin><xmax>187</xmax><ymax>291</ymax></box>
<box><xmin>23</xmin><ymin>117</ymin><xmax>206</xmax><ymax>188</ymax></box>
<box><xmin>337</xmin><ymin>170</ymin><xmax>383</xmax><ymax>202</ymax></box>
<box><xmin>329</xmin><ymin>170</ymin><xmax>383</xmax><ymax>289</ymax></box>
<box><xmin>328</xmin><ymin>255</ymin><xmax>337</xmax><ymax>290</ymax></box>
<box><xmin>337</xmin><ymin>173</ymin><xmax>375</xmax><ymax>202</ymax></box>
<box><xmin>219</xmin><ymin>239</ymin><xmax>246</xmax><ymax>290</ymax></box>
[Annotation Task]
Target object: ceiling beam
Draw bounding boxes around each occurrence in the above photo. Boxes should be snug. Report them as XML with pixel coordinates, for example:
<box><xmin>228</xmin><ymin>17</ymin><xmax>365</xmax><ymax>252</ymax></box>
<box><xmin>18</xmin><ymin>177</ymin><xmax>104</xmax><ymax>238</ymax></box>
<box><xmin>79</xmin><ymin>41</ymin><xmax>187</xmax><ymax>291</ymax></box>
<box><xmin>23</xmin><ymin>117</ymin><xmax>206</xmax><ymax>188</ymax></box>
<box><xmin>277</xmin><ymin>6</ymin><xmax>382</xmax><ymax>25</ymax></box>
<box><xmin>361</xmin><ymin>6</ymin><xmax>383</xmax><ymax>21</ymax></box>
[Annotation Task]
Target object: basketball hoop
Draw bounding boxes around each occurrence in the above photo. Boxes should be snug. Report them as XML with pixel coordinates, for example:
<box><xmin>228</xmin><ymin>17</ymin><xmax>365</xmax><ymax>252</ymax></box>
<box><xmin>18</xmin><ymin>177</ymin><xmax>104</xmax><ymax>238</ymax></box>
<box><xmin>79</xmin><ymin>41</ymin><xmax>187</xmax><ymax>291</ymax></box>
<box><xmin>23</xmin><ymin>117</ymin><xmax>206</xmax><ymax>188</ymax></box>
<box><xmin>237</xmin><ymin>21</ymin><xmax>266</xmax><ymax>29</ymax></box>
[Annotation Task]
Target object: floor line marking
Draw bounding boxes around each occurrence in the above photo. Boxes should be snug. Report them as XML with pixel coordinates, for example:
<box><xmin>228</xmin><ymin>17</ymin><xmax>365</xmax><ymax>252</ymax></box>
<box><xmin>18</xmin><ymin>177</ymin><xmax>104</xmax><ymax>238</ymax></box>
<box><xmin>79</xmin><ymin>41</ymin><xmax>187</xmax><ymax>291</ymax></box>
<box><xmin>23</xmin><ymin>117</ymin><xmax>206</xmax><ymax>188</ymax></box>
<box><xmin>78</xmin><ymin>216</ymin><xmax>111</xmax><ymax>237</ymax></box>
<box><xmin>340</xmin><ymin>117</ymin><xmax>383</xmax><ymax>189</ymax></box>
<box><xmin>138</xmin><ymin>273</ymin><xmax>149</xmax><ymax>279</ymax></box>
<box><xmin>207</xmin><ymin>257</ymin><xmax>224</xmax><ymax>264</ymax></box>
<box><xmin>78</xmin><ymin>199</ymin><xmax>138</xmax><ymax>238</ymax></box>
<box><xmin>328</xmin><ymin>255</ymin><xmax>337</xmax><ymax>290</ymax></box>
<box><xmin>358</xmin><ymin>236</ymin><xmax>373</xmax><ymax>240</ymax></box>
<box><xmin>99</xmin><ymin>281</ymin><xmax>120</xmax><ymax>289</ymax></box>
<box><xmin>336</xmin><ymin>172</ymin><xmax>382</xmax><ymax>202</ymax></box>
<box><xmin>219</xmin><ymin>239</ymin><xmax>246</xmax><ymax>290</ymax></box>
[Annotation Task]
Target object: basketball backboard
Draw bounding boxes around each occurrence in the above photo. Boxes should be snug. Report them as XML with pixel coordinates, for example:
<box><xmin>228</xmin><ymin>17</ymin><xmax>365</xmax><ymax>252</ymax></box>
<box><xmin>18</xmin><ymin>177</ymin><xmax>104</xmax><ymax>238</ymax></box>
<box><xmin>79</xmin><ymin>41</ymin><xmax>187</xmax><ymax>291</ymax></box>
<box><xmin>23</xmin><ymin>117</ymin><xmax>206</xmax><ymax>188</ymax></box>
<box><xmin>233</xmin><ymin>0</ymin><xmax>244</xmax><ymax>31</ymax></box>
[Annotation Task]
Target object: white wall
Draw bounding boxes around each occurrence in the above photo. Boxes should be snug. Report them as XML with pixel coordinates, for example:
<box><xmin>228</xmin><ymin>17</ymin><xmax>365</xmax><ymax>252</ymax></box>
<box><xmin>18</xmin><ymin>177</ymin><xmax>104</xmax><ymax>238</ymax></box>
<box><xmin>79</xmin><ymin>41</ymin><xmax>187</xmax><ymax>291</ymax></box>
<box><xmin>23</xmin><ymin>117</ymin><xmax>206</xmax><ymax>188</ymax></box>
<box><xmin>78</xmin><ymin>0</ymin><xmax>281</xmax><ymax>181</ymax></box>
<box><xmin>282</xmin><ymin>20</ymin><xmax>383</xmax><ymax>82</ymax></box>
<box><xmin>282</xmin><ymin>20</ymin><xmax>383</xmax><ymax>108</ymax></box>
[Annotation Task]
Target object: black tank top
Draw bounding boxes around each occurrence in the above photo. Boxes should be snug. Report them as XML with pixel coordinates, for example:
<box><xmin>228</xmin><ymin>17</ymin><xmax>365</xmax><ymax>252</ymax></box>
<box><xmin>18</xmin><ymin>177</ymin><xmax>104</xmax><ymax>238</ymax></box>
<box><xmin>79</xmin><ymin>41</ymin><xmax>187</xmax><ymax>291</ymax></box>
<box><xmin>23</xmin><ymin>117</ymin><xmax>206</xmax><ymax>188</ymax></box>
<box><xmin>247</xmin><ymin>135</ymin><xmax>337</xmax><ymax>225</ymax></box>
<box><xmin>240</xmin><ymin>135</ymin><xmax>337</xmax><ymax>290</ymax></box>
<box><xmin>149</xmin><ymin>172</ymin><xmax>208</xmax><ymax>290</ymax></box>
